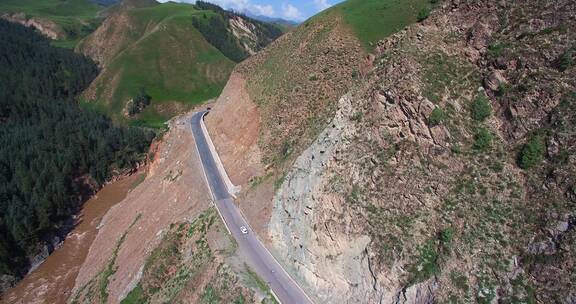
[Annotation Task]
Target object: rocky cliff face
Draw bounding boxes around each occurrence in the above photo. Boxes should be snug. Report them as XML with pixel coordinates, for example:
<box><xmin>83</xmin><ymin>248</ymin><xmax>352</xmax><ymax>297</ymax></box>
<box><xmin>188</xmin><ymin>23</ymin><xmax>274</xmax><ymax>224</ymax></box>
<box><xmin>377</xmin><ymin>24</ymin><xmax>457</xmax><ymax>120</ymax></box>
<box><xmin>268</xmin><ymin>94</ymin><xmax>389</xmax><ymax>303</ymax></box>
<box><xmin>228</xmin><ymin>16</ymin><xmax>262</xmax><ymax>55</ymax></box>
<box><xmin>265</xmin><ymin>0</ymin><xmax>575</xmax><ymax>303</ymax></box>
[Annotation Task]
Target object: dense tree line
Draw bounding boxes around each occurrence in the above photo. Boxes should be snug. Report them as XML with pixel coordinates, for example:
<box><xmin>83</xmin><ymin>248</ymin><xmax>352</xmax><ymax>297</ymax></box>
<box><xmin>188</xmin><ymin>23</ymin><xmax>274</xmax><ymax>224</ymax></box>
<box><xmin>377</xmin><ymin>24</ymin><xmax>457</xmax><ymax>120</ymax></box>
<box><xmin>192</xmin><ymin>14</ymin><xmax>249</xmax><ymax>62</ymax></box>
<box><xmin>194</xmin><ymin>1</ymin><xmax>225</xmax><ymax>12</ymax></box>
<box><xmin>127</xmin><ymin>88</ymin><xmax>152</xmax><ymax>116</ymax></box>
<box><xmin>193</xmin><ymin>1</ymin><xmax>283</xmax><ymax>62</ymax></box>
<box><xmin>0</xmin><ymin>20</ymin><xmax>154</xmax><ymax>278</ymax></box>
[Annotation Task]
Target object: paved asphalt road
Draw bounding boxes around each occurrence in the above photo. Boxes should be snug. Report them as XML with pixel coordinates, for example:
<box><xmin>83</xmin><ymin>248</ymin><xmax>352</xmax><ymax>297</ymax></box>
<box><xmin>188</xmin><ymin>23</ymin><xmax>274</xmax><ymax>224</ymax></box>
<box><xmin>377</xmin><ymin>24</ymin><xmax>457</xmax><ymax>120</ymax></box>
<box><xmin>190</xmin><ymin>111</ymin><xmax>313</xmax><ymax>304</ymax></box>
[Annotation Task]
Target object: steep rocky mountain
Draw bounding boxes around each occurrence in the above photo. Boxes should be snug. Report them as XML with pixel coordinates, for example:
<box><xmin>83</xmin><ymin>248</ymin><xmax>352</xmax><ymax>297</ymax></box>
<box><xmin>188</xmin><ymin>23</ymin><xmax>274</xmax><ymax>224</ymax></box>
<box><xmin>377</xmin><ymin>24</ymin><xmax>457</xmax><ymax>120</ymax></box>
<box><xmin>78</xmin><ymin>0</ymin><xmax>282</xmax><ymax>127</ymax></box>
<box><xmin>226</xmin><ymin>0</ymin><xmax>430</xmax><ymax>175</ymax></box>
<box><xmin>205</xmin><ymin>0</ymin><xmax>575</xmax><ymax>303</ymax></box>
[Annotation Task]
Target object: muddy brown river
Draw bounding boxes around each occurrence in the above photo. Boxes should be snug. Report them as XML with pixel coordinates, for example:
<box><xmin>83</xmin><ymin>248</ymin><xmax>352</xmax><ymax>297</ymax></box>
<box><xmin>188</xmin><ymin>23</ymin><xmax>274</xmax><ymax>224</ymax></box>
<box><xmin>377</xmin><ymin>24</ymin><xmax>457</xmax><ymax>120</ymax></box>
<box><xmin>2</xmin><ymin>172</ymin><xmax>144</xmax><ymax>304</ymax></box>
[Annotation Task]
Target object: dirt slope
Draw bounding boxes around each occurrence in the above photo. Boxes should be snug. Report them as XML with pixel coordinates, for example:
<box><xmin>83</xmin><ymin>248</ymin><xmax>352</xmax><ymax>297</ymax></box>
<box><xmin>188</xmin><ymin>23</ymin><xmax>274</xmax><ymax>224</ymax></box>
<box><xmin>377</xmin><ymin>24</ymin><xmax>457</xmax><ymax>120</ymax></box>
<box><xmin>204</xmin><ymin>72</ymin><xmax>274</xmax><ymax>237</ymax></box>
<box><xmin>69</xmin><ymin>112</ymin><xmax>280</xmax><ymax>304</ymax></box>
<box><xmin>204</xmin><ymin>72</ymin><xmax>265</xmax><ymax>187</ymax></box>
<box><xmin>71</xmin><ymin>115</ymin><xmax>212</xmax><ymax>303</ymax></box>
<box><xmin>114</xmin><ymin>208</ymin><xmax>261</xmax><ymax>304</ymax></box>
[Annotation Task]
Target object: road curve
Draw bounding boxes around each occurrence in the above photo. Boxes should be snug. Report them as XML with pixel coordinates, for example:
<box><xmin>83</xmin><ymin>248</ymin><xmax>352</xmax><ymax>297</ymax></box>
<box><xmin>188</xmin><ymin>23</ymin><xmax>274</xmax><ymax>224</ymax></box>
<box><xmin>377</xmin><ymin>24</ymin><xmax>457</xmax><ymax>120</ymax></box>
<box><xmin>190</xmin><ymin>111</ymin><xmax>313</xmax><ymax>304</ymax></box>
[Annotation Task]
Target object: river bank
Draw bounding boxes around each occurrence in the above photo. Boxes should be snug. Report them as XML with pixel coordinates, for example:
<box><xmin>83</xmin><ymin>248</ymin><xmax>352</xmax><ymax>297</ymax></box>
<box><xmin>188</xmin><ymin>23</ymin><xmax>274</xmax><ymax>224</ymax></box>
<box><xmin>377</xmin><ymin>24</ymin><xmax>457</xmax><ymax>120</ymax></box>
<box><xmin>2</xmin><ymin>171</ymin><xmax>145</xmax><ymax>304</ymax></box>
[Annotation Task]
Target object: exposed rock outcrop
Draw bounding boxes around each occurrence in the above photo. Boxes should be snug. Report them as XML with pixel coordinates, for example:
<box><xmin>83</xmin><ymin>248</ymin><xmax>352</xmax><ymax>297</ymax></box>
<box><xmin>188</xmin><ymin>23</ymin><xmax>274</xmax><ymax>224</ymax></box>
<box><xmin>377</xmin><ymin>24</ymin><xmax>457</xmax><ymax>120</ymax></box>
<box><xmin>483</xmin><ymin>70</ymin><xmax>507</xmax><ymax>91</ymax></box>
<box><xmin>265</xmin><ymin>0</ymin><xmax>576</xmax><ymax>303</ymax></box>
<box><xmin>229</xmin><ymin>16</ymin><xmax>261</xmax><ymax>55</ymax></box>
<box><xmin>268</xmin><ymin>95</ymin><xmax>391</xmax><ymax>303</ymax></box>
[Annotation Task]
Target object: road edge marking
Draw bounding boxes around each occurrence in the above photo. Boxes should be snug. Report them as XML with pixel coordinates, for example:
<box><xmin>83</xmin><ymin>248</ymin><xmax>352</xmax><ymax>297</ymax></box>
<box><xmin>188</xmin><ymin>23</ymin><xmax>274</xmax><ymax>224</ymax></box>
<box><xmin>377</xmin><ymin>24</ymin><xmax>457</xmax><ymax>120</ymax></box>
<box><xmin>199</xmin><ymin>112</ymin><xmax>241</xmax><ymax>198</ymax></box>
<box><xmin>270</xmin><ymin>289</ymin><xmax>282</xmax><ymax>304</ymax></box>
<box><xmin>235</xmin><ymin>203</ymin><xmax>316</xmax><ymax>304</ymax></box>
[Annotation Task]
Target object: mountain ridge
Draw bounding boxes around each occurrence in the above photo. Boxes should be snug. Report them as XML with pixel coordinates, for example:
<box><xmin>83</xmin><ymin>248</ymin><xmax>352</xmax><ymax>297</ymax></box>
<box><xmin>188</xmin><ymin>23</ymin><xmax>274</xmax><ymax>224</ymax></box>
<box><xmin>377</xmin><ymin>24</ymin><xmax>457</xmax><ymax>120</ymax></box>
<box><xmin>244</xmin><ymin>12</ymin><xmax>299</xmax><ymax>29</ymax></box>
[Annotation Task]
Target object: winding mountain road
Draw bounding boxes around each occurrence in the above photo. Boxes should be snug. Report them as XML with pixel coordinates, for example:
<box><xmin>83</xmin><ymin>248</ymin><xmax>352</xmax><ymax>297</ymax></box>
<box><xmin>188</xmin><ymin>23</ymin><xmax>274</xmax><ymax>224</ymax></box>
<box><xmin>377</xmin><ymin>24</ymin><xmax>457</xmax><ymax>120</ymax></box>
<box><xmin>190</xmin><ymin>111</ymin><xmax>313</xmax><ymax>304</ymax></box>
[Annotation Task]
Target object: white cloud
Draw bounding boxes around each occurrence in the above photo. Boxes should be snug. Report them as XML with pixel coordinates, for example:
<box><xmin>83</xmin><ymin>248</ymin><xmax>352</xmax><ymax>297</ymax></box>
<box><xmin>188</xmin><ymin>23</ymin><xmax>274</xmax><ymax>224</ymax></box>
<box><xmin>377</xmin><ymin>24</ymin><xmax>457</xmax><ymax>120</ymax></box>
<box><xmin>170</xmin><ymin>0</ymin><xmax>276</xmax><ymax>17</ymax></box>
<box><xmin>158</xmin><ymin>0</ymin><xmax>311</xmax><ymax>20</ymax></box>
<box><xmin>313</xmin><ymin>0</ymin><xmax>331</xmax><ymax>10</ymax></box>
<box><xmin>201</xmin><ymin>0</ymin><xmax>250</xmax><ymax>11</ymax></box>
<box><xmin>281</xmin><ymin>3</ymin><xmax>302</xmax><ymax>20</ymax></box>
<box><xmin>252</xmin><ymin>4</ymin><xmax>275</xmax><ymax>17</ymax></box>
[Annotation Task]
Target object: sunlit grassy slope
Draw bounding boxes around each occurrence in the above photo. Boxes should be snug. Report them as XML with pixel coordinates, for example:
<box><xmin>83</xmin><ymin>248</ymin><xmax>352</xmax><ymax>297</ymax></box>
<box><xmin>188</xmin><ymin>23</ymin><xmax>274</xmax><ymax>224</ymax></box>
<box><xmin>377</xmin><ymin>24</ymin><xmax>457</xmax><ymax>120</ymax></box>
<box><xmin>331</xmin><ymin>0</ymin><xmax>430</xmax><ymax>50</ymax></box>
<box><xmin>0</xmin><ymin>0</ymin><xmax>105</xmax><ymax>47</ymax></box>
<box><xmin>0</xmin><ymin>0</ymin><xmax>101</xmax><ymax>18</ymax></box>
<box><xmin>85</xmin><ymin>3</ymin><xmax>235</xmax><ymax>127</ymax></box>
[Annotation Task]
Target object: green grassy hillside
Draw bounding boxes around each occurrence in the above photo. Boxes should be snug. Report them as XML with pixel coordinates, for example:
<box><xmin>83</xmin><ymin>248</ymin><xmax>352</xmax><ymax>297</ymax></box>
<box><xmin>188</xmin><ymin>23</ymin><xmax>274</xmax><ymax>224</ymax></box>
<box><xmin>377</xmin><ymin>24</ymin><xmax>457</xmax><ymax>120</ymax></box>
<box><xmin>0</xmin><ymin>0</ymin><xmax>107</xmax><ymax>47</ymax></box>
<box><xmin>327</xmin><ymin>0</ymin><xmax>430</xmax><ymax>50</ymax></box>
<box><xmin>0</xmin><ymin>0</ymin><xmax>101</xmax><ymax>16</ymax></box>
<box><xmin>81</xmin><ymin>2</ymin><xmax>235</xmax><ymax>127</ymax></box>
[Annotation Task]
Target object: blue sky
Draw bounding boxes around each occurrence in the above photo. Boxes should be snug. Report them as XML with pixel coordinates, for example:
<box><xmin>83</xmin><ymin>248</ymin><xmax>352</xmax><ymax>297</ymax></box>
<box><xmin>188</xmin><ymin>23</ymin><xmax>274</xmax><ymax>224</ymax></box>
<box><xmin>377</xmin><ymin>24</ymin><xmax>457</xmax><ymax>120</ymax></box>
<box><xmin>159</xmin><ymin>0</ymin><xmax>345</xmax><ymax>21</ymax></box>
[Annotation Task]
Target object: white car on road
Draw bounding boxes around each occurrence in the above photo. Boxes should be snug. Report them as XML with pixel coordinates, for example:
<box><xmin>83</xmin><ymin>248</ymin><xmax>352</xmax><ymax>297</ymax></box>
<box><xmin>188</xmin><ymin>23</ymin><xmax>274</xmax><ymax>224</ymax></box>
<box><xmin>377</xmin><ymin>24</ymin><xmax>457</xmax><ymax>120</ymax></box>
<box><xmin>240</xmin><ymin>226</ymin><xmax>248</xmax><ymax>234</ymax></box>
